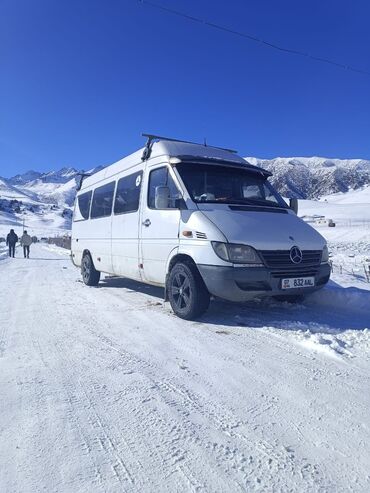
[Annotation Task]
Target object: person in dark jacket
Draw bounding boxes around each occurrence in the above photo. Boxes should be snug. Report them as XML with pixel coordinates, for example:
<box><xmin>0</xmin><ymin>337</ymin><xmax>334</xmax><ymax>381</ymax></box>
<box><xmin>6</xmin><ymin>229</ymin><xmax>18</xmax><ymax>258</ymax></box>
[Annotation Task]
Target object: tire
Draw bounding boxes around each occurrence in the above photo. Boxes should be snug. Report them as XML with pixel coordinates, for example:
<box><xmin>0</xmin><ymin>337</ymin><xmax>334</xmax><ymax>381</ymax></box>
<box><xmin>81</xmin><ymin>253</ymin><xmax>101</xmax><ymax>286</ymax></box>
<box><xmin>273</xmin><ymin>294</ymin><xmax>304</xmax><ymax>303</ymax></box>
<box><xmin>168</xmin><ymin>262</ymin><xmax>210</xmax><ymax>320</ymax></box>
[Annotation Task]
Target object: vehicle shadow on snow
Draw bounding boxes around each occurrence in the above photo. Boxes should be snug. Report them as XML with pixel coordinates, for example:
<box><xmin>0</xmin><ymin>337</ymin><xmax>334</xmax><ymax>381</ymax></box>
<box><xmin>202</xmin><ymin>281</ymin><xmax>370</xmax><ymax>332</ymax></box>
<box><xmin>99</xmin><ymin>276</ymin><xmax>164</xmax><ymax>299</ymax></box>
<box><xmin>98</xmin><ymin>277</ymin><xmax>369</xmax><ymax>332</ymax></box>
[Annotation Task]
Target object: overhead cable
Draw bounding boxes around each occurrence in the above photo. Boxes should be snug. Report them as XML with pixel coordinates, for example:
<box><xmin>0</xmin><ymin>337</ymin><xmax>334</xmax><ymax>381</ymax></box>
<box><xmin>135</xmin><ymin>0</ymin><xmax>370</xmax><ymax>76</ymax></box>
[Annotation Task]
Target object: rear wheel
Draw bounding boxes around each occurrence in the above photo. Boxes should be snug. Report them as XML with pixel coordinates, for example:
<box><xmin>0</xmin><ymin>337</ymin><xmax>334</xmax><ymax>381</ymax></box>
<box><xmin>168</xmin><ymin>262</ymin><xmax>210</xmax><ymax>320</ymax></box>
<box><xmin>81</xmin><ymin>253</ymin><xmax>101</xmax><ymax>286</ymax></box>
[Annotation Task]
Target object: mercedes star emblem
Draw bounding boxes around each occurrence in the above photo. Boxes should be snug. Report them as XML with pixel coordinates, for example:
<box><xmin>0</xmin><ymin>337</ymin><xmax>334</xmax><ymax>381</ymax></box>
<box><xmin>290</xmin><ymin>246</ymin><xmax>303</xmax><ymax>264</ymax></box>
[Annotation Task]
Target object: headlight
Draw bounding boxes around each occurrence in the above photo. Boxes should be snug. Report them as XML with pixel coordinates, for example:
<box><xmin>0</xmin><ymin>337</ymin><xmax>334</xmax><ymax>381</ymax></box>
<box><xmin>212</xmin><ymin>242</ymin><xmax>262</xmax><ymax>264</ymax></box>
<box><xmin>321</xmin><ymin>245</ymin><xmax>329</xmax><ymax>263</ymax></box>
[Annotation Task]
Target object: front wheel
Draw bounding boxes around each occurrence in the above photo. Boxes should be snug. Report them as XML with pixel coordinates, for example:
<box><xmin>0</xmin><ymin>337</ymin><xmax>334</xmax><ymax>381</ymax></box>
<box><xmin>168</xmin><ymin>262</ymin><xmax>210</xmax><ymax>320</ymax></box>
<box><xmin>81</xmin><ymin>253</ymin><xmax>101</xmax><ymax>286</ymax></box>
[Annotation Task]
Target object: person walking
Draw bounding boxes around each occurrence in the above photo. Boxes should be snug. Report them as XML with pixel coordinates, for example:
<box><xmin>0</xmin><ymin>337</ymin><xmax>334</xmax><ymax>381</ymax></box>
<box><xmin>20</xmin><ymin>230</ymin><xmax>32</xmax><ymax>258</ymax></box>
<box><xmin>6</xmin><ymin>229</ymin><xmax>18</xmax><ymax>258</ymax></box>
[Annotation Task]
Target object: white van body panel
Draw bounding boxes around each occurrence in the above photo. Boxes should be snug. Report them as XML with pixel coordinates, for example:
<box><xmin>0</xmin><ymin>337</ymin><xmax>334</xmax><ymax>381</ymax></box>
<box><xmin>111</xmin><ymin>162</ymin><xmax>143</xmax><ymax>281</ymax></box>
<box><xmin>72</xmin><ymin>139</ymin><xmax>330</xmax><ymax>306</ymax></box>
<box><xmin>90</xmin><ymin>216</ymin><xmax>113</xmax><ymax>273</ymax></box>
<box><xmin>198</xmin><ymin>206</ymin><xmax>326</xmax><ymax>251</ymax></box>
<box><xmin>139</xmin><ymin>162</ymin><xmax>181</xmax><ymax>283</ymax></box>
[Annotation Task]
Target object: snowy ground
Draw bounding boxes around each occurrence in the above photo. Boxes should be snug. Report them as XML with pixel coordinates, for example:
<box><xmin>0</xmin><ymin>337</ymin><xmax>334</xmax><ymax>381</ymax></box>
<box><xmin>1</xmin><ymin>186</ymin><xmax>370</xmax><ymax>492</ymax></box>
<box><xmin>299</xmin><ymin>189</ymin><xmax>370</xmax><ymax>289</ymax></box>
<box><xmin>0</xmin><ymin>242</ymin><xmax>369</xmax><ymax>492</ymax></box>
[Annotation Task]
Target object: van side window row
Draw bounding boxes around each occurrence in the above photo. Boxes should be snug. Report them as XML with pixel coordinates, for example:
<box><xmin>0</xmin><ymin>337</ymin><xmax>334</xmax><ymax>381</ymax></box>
<box><xmin>75</xmin><ymin>168</ymin><xmax>180</xmax><ymax>220</ymax></box>
<box><xmin>87</xmin><ymin>171</ymin><xmax>143</xmax><ymax>220</ymax></box>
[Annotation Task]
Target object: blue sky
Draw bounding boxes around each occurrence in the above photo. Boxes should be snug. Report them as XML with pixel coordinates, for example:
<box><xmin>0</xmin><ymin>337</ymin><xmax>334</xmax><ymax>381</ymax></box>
<box><xmin>1</xmin><ymin>0</ymin><xmax>370</xmax><ymax>177</ymax></box>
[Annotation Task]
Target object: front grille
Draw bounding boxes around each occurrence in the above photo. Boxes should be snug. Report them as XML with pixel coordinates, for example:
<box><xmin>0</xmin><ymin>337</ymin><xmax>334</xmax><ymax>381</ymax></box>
<box><xmin>260</xmin><ymin>249</ymin><xmax>322</xmax><ymax>268</ymax></box>
<box><xmin>271</xmin><ymin>268</ymin><xmax>318</xmax><ymax>279</ymax></box>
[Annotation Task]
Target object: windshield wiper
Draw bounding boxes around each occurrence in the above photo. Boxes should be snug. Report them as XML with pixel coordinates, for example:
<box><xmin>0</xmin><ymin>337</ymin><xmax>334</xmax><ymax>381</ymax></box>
<box><xmin>221</xmin><ymin>198</ymin><xmax>283</xmax><ymax>208</ymax></box>
<box><xmin>238</xmin><ymin>198</ymin><xmax>284</xmax><ymax>208</ymax></box>
<box><xmin>195</xmin><ymin>197</ymin><xmax>285</xmax><ymax>208</ymax></box>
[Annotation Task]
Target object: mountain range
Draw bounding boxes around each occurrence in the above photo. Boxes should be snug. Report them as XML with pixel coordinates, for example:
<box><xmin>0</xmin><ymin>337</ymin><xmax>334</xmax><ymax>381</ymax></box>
<box><xmin>0</xmin><ymin>156</ymin><xmax>369</xmax><ymax>235</ymax></box>
<box><xmin>246</xmin><ymin>156</ymin><xmax>370</xmax><ymax>198</ymax></box>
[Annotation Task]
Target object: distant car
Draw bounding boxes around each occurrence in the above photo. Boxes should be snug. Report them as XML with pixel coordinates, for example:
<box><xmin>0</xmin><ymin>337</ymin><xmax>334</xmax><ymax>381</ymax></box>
<box><xmin>40</xmin><ymin>237</ymin><xmax>48</xmax><ymax>242</ymax></box>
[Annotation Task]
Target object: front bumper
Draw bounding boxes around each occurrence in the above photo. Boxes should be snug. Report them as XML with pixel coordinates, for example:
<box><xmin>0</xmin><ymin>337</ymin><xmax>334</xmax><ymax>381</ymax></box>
<box><xmin>197</xmin><ymin>263</ymin><xmax>331</xmax><ymax>302</ymax></box>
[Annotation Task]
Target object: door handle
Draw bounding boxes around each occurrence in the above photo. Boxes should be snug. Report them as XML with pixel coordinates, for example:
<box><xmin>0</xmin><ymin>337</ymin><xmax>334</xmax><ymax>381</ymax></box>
<box><xmin>142</xmin><ymin>219</ymin><xmax>151</xmax><ymax>227</ymax></box>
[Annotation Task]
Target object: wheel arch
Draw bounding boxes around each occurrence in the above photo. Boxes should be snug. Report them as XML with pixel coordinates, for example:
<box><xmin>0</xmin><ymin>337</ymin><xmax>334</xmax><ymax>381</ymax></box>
<box><xmin>165</xmin><ymin>252</ymin><xmax>203</xmax><ymax>301</ymax></box>
<box><xmin>82</xmin><ymin>248</ymin><xmax>92</xmax><ymax>258</ymax></box>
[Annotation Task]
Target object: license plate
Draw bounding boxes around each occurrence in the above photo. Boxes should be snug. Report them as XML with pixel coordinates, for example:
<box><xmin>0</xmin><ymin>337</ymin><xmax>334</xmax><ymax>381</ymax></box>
<box><xmin>281</xmin><ymin>277</ymin><xmax>315</xmax><ymax>290</ymax></box>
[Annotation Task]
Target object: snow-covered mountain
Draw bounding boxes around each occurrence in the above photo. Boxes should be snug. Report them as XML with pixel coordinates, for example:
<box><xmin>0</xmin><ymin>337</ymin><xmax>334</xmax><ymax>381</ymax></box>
<box><xmin>1</xmin><ymin>156</ymin><xmax>369</xmax><ymax>236</ymax></box>
<box><xmin>6</xmin><ymin>167</ymin><xmax>80</xmax><ymax>206</ymax></box>
<box><xmin>0</xmin><ymin>166</ymin><xmax>97</xmax><ymax>237</ymax></box>
<box><xmin>8</xmin><ymin>167</ymin><xmax>78</xmax><ymax>186</ymax></box>
<box><xmin>1</xmin><ymin>165</ymin><xmax>105</xmax><ymax>207</ymax></box>
<box><xmin>245</xmin><ymin>156</ymin><xmax>370</xmax><ymax>198</ymax></box>
<box><xmin>4</xmin><ymin>156</ymin><xmax>370</xmax><ymax>206</ymax></box>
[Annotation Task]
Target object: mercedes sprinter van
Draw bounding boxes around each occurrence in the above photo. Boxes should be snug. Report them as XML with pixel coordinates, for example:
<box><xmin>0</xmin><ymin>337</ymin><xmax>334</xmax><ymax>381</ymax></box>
<box><xmin>71</xmin><ymin>135</ymin><xmax>330</xmax><ymax>319</ymax></box>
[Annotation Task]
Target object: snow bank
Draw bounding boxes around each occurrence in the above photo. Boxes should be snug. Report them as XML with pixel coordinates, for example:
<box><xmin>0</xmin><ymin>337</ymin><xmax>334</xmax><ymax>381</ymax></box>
<box><xmin>307</xmin><ymin>281</ymin><xmax>370</xmax><ymax>316</ymax></box>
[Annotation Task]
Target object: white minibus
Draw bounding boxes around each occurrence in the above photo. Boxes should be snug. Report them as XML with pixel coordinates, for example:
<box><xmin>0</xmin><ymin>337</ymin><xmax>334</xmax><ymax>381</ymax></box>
<box><xmin>71</xmin><ymin>135</ymin><xmax>330</xmax><ymax>319</ymax></box>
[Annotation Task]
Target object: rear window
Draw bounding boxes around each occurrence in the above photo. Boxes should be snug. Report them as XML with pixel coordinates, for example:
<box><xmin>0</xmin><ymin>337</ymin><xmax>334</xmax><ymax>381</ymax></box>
<box><xmin>114</xmin><ymin>171</ymin><xmax>142</xmax><ymax>214</ymax></box>
<box><xmin>74</xmin><ymin>191</ymin><xmax>92</xmax><ymax>221</ymax></box>
<box><xmin>91</xmin><ymin>182</ymin><xmax>115</xmax><ymax>219</ymax></box>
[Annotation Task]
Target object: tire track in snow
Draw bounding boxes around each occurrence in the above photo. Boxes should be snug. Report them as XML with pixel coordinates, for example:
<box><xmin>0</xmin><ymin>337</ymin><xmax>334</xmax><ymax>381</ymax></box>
<box><xmin>64</xmin><ymin>309</ymin><xmax>334</xmax><ymax>492</ymax></box>
<box><xmin>53</xmin><ymin>339</ymin><xmax>136</xmax><ymax>491</ymax></box>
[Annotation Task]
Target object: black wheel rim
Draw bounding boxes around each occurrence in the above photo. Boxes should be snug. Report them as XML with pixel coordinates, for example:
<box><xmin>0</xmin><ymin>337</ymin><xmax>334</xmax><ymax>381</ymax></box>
<box><xmin>171</xmin><ymin>272</ymin><xmax>191</xmax><ymax>310</ymax></box>
<box><xmin>82</xmin><ymin>257</ymin><xmax>90</xmax><ymax>282</ymax></box>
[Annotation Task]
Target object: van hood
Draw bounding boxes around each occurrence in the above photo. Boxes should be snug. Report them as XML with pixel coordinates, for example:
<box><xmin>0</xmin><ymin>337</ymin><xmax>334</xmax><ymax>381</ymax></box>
<box><xmin>201</xmin><ymin>209</ymin><xmax>326</xmax><ymax>250</ymax></box>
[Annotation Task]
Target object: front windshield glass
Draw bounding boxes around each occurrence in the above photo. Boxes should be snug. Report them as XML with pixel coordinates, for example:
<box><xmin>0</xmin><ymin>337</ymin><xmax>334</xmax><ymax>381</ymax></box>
<box><xmin>176</xmin><ymin>163</ymin><xmax>288</xmax><ymax>208</ymax></box>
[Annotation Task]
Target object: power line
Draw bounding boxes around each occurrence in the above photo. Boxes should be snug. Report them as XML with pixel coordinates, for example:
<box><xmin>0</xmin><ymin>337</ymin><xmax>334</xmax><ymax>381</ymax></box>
<box><xmin>135</xmin><ymin>0</ymin><xmax>370</xmax><ymax>77</ymax></box>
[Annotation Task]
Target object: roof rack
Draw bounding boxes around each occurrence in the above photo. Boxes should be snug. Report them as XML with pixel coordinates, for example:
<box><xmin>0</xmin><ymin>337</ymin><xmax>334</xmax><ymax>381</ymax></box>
<box><xmin>141</xmin><ymin>133</ymin><xmax>237</xmax><ymax>161</ymax></box>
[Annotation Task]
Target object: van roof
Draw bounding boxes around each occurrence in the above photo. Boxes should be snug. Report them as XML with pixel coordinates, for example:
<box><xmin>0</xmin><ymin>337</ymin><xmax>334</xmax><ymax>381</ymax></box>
<box><xmin>79</xmin><ymin>139</ymin><xmax>269</xmax><ymax>191</ymax></box>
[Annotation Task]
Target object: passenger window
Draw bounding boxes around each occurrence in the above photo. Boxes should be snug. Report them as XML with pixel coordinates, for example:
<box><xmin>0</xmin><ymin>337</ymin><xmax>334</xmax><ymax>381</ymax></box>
<box><xmin>114</xmin><ymin>171</ymin><xmax>142</xmax><ymax>215</ymax></box>
<box><xmin>74</xmin><ymin>191</ymin><xmax>92</xmax><ymax>221</ymax></box>
<box><xmin>148</xmin><ymin>167</ymin><xmax>180</xmax><ymax>209</ymax></box>
<box><xmin>91</xmin><ymin>182</ymin><xmax>115</xmax><ymax>218</ymax></box>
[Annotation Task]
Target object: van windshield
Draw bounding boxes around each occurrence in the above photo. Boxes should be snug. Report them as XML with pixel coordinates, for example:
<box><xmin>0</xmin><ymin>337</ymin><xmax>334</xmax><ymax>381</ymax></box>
<box><xmin>176</xmin><ymin>163</ymin><xmax>288</xmax><ymax>208</ymax></box>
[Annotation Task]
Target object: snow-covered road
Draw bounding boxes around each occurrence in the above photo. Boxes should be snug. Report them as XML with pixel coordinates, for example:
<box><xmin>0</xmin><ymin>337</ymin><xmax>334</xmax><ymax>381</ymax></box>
<box><xmin>1</xmin><ymin>244</ymin><xmax>369</xmax><ymax>492</ymax></box>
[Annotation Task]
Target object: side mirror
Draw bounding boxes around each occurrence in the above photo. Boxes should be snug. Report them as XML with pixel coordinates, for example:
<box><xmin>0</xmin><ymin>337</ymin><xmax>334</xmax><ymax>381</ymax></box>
<box><xmin>289</xmin><ymin>198</ymin><xmax>298</xmax><ymax>214</ymax></box>
<box><xmin>155</xmin><ymin>186</ymin><xmax>170</xmax><ymax>209</ymax></box>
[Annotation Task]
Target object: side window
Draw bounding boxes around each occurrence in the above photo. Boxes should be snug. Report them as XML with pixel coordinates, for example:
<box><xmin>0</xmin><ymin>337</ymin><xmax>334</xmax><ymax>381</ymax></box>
<box><xmin>74</xmin><ymin>191</ymin><xmax>92</xmax><ymax>221</ymax></box>
<box><xmin>91</xmin><ymin>182</ymin><xmax>115</xmax><ymax>219</ymax></box>
<box><xmin>148</xmin><ymin>167</ymin><xmax>180</xmax><ymax>209</ymax></box>
<box><xmin>114</xmin><ymin>171</ymin><xmax>142</xmax><ymax>215</ymax></box>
